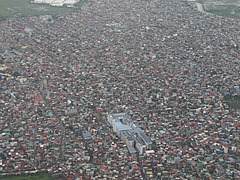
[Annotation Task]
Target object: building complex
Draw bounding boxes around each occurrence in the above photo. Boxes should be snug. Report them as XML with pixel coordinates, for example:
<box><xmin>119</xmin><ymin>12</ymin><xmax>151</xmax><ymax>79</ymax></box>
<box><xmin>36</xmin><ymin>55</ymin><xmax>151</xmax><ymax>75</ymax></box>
<box><xmin>107</xmin><ymin>112</ymin><xmax>152</xmax><ymax>155</ymax></box>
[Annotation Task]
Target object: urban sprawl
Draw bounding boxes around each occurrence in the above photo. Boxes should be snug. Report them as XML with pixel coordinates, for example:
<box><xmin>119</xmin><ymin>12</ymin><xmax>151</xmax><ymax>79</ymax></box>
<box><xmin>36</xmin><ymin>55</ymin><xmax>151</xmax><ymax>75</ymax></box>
<box><xmin>0</xmin><ymin>0</ymin><xmax>240</xmax><ymax>179</ymax></box>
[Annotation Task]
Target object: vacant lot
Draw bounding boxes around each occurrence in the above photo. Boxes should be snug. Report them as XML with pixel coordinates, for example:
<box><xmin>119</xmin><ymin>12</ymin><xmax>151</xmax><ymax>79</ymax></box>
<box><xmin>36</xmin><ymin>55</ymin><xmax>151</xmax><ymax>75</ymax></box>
<box><xmin>0</xmin><ymin>173</ymin><xmax>54</xmax><ymax>180</ymax></box>
<box><xmin>225</xmin><ymin>96</ymin><xmax>240</xmax><ymax>109</ymax></box>
<box><xmin>0</xmin><ymin>0</ymin><xmax>87</xmax><ymax>21</ymax></box>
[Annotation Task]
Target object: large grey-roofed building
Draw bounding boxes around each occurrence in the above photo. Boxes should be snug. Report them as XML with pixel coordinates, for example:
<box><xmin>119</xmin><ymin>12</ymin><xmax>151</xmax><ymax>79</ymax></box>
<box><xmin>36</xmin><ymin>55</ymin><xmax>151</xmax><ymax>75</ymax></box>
<box><xmin>107</xmin><ymin>112</ymin><xmax>152</xmax><ymax>155</ymax></box>
<box><xmin>115</xmin><ymin>122</ymin><xmax>132</xmax><ymax>136</ymax></box>
<box><xmin>82</xmin><ymin>130</ymin><xmax>92</xmax><ymax>140</ymax></box>
<box><xmin>139</xmin><ymin>132</ymin><xmax>152</xmax><ymax>144</ymax></box>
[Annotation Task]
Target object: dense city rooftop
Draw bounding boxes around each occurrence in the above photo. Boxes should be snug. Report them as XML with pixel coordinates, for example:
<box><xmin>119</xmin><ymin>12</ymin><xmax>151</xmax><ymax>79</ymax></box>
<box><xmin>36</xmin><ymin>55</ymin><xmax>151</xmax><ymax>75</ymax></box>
<box><xmin>0</xmin><ymin>0</ymin><xmax>240</xmax><ymax>179</ymax></box>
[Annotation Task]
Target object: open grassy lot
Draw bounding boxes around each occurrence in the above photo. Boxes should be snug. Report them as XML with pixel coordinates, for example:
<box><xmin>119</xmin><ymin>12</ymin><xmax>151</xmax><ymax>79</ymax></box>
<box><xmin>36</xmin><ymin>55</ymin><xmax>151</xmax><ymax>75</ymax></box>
<box><xmin>154</xmin><ymin>0</ymin><xmax>240</xmax><ymax>19</ymax></box>
<box><xmin>1</xmin><ymin>0</ymin><xmax>240</xmax><ymax>20</ymax></box>
<box><xmin>0</xmin><ymin>0</ymin><xmax>87</xmax><ymax>21</ymax></box>
<box><xmin>197</xmin><ymin>0</ymin><xmax>240</xmax><ymax>19</ymax></box>
<box><xmin>225</xmin><ymin>96</ymin><xmax>240</xmax><ymax>109</ymax></box>
<box><xmin>0</xmin><ymin>173</ymin><xmax>54</xmax><ymax>180</ymax></box>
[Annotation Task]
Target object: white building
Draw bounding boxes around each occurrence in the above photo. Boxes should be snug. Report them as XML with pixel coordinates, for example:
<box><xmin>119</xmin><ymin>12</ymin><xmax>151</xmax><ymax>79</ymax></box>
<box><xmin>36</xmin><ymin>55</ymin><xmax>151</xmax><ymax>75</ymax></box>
<box><xmin>107</xmin><ymin>112</ymin><xmax>152</xmax><ymax>155</ymax></box>
<box><xmin>31</xmin><ymin>0</ymin><xmax>80</xmax><ymax>7</ymax></box>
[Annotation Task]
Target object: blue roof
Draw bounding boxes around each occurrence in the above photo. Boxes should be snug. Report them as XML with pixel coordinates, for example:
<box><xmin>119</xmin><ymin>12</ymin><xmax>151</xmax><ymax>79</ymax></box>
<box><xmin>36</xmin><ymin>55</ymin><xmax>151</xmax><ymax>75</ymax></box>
<box><xmin>115</xmin><ymin>122</ymin><xmax>132</xmax><ymax>131</ymax></box>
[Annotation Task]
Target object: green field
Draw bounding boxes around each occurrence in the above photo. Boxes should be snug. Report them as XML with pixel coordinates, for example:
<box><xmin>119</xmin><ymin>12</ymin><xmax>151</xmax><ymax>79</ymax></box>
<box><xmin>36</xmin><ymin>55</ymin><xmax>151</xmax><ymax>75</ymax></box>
<box><xmin>1</xmin><ymin>0</ymin><xmax>240</xmax><ymax>20</ymax></box>
<box><xmin>225</xmin><ymin>96</ymin><xmax>240</xmax><ymax>109</ymax></box>
<box><xmin>0</xmin><ymin>173</ymin><xmax>54</xmax><ymax>180</ymax></box>
<box><xmin>197</xmin><ymin>0</ymin><xmax>240</xmax><ymax>19</ymax></box>
<box><xmin>207</xmin><ymin>5</ymin><xmax>240</xmax><ymax>19</ymax></box>
<box><xmin>0</xmin><ymin>0</ymin><xmax>87</xmax><ymax>21</ymax></box>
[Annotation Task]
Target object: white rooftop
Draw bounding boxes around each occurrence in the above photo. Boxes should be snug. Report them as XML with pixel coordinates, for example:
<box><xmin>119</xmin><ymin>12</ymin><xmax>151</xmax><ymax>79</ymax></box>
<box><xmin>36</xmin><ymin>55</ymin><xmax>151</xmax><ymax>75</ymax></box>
<box><xmin>32</xmin><ymin>0</ymin><xmax>80</xmax><ymax>7</ymax></box>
